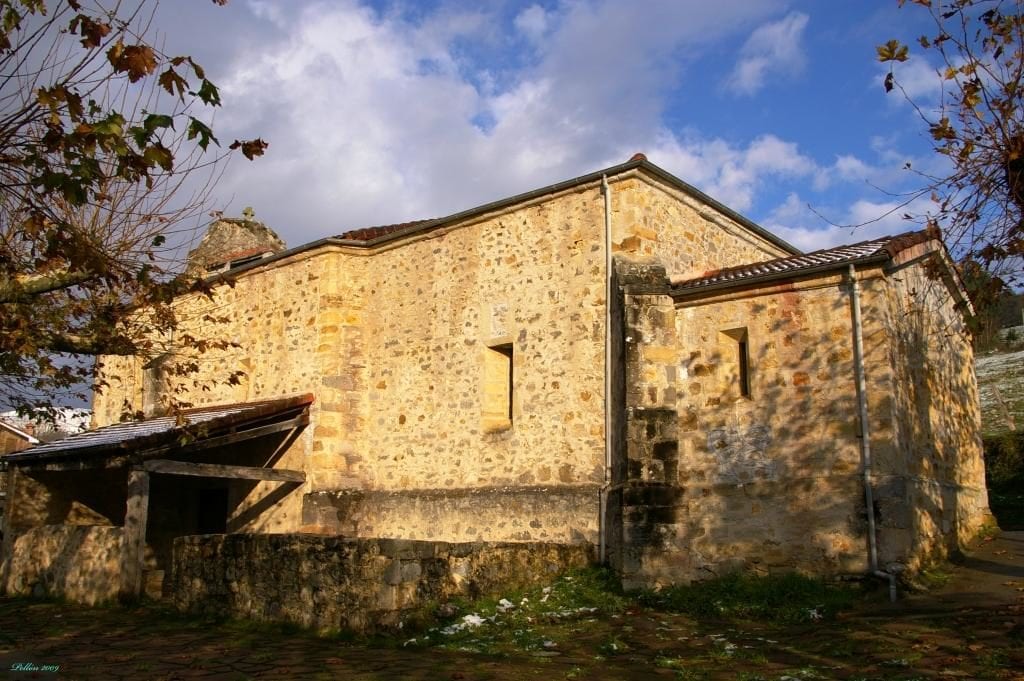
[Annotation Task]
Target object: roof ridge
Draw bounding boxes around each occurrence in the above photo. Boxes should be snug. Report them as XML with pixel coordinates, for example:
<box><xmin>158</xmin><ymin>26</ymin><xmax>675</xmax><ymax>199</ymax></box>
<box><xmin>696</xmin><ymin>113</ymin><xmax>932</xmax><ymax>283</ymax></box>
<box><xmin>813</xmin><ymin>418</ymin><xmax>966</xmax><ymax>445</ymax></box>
<box><xmin>214</xmin><ymin>155</ymin><xmax>801</xmax><ymax>279</ymax></box>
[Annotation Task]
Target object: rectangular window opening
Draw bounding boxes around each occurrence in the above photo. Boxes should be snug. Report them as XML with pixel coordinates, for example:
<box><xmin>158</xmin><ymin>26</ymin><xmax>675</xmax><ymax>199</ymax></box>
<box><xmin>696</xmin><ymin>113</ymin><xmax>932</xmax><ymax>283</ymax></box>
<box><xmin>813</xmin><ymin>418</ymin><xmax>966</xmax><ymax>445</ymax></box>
<box><xmin>738</xmin><ymin>339</ymin><xmax>750</xmax><ymax>398</ymax></box>
<box><xmin>483</xmin><ymin>343</ymin><xmax>514</xmax><ymax>431</ymax></box>
<box><xmin>721</xmin><ymin>327</ymin><xmax>751</xmax><ymax>400</ymax></box>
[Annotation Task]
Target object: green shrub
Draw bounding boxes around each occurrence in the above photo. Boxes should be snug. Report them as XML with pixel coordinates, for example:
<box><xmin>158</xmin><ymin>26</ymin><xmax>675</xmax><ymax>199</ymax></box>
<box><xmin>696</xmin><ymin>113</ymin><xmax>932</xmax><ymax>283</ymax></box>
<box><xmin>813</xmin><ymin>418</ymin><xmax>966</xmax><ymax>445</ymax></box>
<box><xmin>984</xmin><ymin>432</ymin><xmax>1024</xmax><ymax>490</ymax></box>
<box><xmin>636</xmin><ymin>572</ymin><xmax>856</xmax><ymax>624</ymax></box>
<box><xmin>982</xmin><ymin>433</ymin><xmax>1024</xmax><ymax>529</ymax></box>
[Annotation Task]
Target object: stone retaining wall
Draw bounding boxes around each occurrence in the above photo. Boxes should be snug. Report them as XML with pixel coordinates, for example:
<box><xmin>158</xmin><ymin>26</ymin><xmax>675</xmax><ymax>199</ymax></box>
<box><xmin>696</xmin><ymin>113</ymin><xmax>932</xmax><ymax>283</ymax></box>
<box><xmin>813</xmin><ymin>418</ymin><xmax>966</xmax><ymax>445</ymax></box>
<box><xmin>172</xmin><ymin>534</ymin><xmax>593</xmax><ymax>633</ymax></box>
<box><xmin>1</xmin><ymin>525</ymin><xmax>123</xmax><ymax>605</ymax></box>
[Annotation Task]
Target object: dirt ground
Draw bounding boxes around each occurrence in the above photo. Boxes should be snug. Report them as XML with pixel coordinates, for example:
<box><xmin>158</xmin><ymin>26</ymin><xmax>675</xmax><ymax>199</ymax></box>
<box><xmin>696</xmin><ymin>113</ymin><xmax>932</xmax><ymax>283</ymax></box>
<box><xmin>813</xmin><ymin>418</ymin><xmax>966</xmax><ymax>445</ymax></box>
<box><xmin>1</xmin><ymin>532</ymin><xmax>1022</xmax><ymax>681</ymax></box>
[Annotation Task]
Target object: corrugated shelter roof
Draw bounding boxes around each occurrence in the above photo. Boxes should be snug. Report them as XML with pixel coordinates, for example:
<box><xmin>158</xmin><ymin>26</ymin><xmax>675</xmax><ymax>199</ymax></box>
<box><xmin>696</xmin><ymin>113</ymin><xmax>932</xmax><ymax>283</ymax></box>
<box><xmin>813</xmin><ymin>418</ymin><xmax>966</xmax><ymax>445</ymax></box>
<box><xmin>671</xmin><ymin>229</ymin><xmax>938</xmax><ymax>298</ymax></box>
<box><xmin>3</xmin><ymin>394</ymin><xmax>313</xmax><ymax>464</ymax></box>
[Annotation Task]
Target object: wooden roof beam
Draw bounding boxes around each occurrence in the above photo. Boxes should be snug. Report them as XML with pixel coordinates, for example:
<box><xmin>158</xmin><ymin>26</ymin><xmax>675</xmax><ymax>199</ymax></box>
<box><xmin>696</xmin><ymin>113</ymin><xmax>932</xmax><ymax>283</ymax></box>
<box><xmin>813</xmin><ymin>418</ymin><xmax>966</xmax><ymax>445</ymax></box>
<box><xmin>142</xmin><ymin>459</ymin><xmax>305</xmax><ymax>483</ymax></box>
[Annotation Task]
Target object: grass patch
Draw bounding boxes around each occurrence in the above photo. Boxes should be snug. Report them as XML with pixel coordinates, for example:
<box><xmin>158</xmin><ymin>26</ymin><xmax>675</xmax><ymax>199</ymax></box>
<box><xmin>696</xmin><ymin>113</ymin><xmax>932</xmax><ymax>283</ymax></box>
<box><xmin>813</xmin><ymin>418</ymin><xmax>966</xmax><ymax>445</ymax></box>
<box><xmin>915</xmin><ymin>564</ymin><xmax>955</xmax><ymax>591</ymax></box>
<box><xmin>403</xmin><ymin>567</ymin><xmax>627</xmax><ymax>653</ymax></box>
<box><xmin>637</xmin><ymin>572</ymin><xmax>857</xmax><ymax>624</ymax></box>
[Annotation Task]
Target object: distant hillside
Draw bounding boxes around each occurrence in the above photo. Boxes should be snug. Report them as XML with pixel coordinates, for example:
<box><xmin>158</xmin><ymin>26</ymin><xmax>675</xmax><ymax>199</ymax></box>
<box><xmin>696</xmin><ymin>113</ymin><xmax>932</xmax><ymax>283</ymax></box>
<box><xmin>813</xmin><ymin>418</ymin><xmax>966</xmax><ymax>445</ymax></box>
<box><xmin>976</xmin><ymin>349</ymin><xmax>1024</xmax><ymax>436</ymax></box>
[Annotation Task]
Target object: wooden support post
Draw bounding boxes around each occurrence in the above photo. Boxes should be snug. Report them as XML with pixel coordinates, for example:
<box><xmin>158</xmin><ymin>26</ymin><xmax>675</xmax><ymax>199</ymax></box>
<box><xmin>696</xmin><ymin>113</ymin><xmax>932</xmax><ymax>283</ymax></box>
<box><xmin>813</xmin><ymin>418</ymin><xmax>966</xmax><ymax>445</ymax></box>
<box><xmin>119</xmin><ymin>468</ymin><xmax>150</xmax><ymax>601</ymax></box>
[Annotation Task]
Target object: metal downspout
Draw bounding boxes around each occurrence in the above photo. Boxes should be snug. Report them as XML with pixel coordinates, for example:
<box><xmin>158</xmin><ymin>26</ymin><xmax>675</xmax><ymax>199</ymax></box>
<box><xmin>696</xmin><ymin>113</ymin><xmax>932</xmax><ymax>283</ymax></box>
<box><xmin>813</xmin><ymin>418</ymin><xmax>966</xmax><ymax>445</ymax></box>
<box><xmin>848</xmin><ymin>263</ymin><xmax>897</xmax><ymax>602</ymax></box>
<box><xmin>599</xmin><ymin>175</ymin><xmax>612</xmax><ymax>565</ymax></box>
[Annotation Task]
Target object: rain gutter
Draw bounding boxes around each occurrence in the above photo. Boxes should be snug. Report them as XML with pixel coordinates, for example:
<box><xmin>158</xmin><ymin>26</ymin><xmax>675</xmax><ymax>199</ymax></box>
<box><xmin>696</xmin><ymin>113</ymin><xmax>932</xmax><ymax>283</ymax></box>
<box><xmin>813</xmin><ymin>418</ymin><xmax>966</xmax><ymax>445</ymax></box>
<box><xmin>848</xmin><ymin>263</ymin><xmax>897</xmax><ymax>602</ymax></box>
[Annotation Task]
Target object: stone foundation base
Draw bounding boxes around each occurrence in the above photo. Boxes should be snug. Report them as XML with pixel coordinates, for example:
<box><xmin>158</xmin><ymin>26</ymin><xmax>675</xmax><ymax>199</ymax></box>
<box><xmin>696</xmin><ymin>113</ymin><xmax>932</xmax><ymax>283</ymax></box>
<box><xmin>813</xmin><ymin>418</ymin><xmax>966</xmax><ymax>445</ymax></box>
<box><xmin>172</xmin><ymin>534</ymin><xmax>594</xmax><ymax>633</ymax></box>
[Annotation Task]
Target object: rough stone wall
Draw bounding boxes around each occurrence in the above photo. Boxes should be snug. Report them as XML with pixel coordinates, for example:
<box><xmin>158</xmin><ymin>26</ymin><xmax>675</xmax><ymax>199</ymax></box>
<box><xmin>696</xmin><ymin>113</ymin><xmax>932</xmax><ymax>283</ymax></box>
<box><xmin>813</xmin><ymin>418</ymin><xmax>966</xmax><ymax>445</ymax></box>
<box><xmin>357</xmin><ymin>188</ymin><xmax>607</xmax><ymax>493</ymax></box>
<box><xmin>340</xmin><ymin>186</ymin><xmax>609</xmax><ymax>542</ymax></box>
<box><xmin>3</xmin><ymin>467</ymin><xmax>126</xmax><ymax>534</ymax></box>
<box><xmin>1</xmin><ymin>525</ymin><xmax>123</xmax><ymax>604</ymax></box>
<box><xmin>92</xmin><ymin>251</ymin><xmax>360</xmax><ymax>534</ymax></box>
<box><xmin>302</xmin><ymin>486</ymin><xmax>598</xmax><ymax>543</ymax></box>
<box><xmin>616</xmin><ymin>264</ymin><xmax>898</xmax><ymax>587</ymax></box>
<box><xmin>89</xmin><ymin>169</ymin><xmax>801</xmax><ymax>545</ymax></box>
<box><xmin>185</xmin><ymin>217</ymin><xmax>286</xmax><ymax>276</ymax></box>
<box><xmin>610</xmin><ymin>175</ymin><xmax>791</xmax><ymax>280</ymax></box>
<box><xmin>617</xmin><ymin>252</ymin><xmax>990</xmax><ymax>587</ymax></box>
<box><xmin>172</xmin><ymin>534</ymin><xmax>593</xmax><ymax>633</ymax></box>
<box><xmin>872</xmin><ymin>249</ymin><xmax>991</xmax><ymax>569</ymax></box>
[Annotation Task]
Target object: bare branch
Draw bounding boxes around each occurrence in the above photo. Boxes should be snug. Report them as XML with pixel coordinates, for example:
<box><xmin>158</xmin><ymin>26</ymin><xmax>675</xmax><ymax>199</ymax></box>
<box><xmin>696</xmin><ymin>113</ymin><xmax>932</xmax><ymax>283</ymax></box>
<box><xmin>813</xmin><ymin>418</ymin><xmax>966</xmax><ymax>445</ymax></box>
<box><xmin>0</xmin><ymin>268</ymin><xmax>91</xmax><ymax>303</ymax></box>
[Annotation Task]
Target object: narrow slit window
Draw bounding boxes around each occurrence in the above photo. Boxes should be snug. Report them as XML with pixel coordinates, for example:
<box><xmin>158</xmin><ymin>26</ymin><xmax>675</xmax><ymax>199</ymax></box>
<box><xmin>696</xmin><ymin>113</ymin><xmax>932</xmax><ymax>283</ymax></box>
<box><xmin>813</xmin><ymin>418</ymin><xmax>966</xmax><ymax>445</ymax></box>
<box><xmin>738</xmin><ymin>338</ymin><xmax>750</xmax><ymax>398</ymax></box>
<box><xmin>483</xmin><ymin>343</ymin><xmax>514</xmax><ymax>430</ymax></box>
<box><xmin>721</xmin><ymin>327</ymin><xmax>751</xmax><ymax>400</ymax></box>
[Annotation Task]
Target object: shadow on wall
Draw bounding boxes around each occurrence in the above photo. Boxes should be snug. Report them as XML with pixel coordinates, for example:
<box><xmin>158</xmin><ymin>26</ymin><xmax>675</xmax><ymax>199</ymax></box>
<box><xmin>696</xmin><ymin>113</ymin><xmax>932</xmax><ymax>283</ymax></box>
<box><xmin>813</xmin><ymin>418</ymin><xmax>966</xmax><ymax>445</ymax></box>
<box><xmin>614</xmin><ymin>259</ymin><xmax>987</xmax><ymax>587</ymax></box>
<box><xmin>3</xmin><ymin>525</ymin><xmax>125</xmax><ymax>604</ymax></box>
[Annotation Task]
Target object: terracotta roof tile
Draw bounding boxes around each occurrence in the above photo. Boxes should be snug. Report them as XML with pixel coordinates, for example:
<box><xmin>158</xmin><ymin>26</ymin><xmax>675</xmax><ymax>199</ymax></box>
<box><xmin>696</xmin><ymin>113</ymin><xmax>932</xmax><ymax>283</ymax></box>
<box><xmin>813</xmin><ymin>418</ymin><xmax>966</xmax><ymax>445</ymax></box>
<box><xmin>672</xmin><ymin>228</ymin><xmax>938</xmax><ymax>295</ymax></box>
<box><xmin>337</xmin><ymin>219</ymin><xmax>435</xmax><ymax>242</ymax></box>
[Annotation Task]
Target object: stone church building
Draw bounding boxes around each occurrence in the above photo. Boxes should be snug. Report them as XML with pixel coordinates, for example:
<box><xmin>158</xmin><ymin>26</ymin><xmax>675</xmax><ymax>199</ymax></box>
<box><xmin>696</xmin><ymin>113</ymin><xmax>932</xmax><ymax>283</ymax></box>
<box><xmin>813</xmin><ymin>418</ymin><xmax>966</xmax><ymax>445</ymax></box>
<box><xmin>1</xmin><ymin>155</ymin><xmax>990</xmax><ymax>616</ymax></box>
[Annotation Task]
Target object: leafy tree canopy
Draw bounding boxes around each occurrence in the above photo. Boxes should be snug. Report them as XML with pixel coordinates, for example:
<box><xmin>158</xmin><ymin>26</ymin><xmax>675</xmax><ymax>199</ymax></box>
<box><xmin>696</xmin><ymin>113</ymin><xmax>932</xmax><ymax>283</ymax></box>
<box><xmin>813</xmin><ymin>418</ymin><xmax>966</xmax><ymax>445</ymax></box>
<box><xmin>879</xmin><ymin>0</ymin><xmax>1024</xmax><ymax>295</ymax></box>
<box><xmin>0</xmin><ymin>0</ymin><xmax>266</xmax><ymax>418</ymax></box>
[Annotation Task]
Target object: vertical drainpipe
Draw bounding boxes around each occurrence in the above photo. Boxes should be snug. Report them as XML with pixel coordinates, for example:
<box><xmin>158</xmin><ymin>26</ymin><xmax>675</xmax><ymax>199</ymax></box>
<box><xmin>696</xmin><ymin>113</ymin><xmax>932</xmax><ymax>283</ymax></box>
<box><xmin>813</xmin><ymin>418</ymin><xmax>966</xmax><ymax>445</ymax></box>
<box><xmin>848</xmin><ymin>263</ymin><xmax>897</xmax><ymax>602</ymax></box>
<box><xmin>599</xmin><ymin>175</ymin><xmax>612</xmax><ymax>565</ymax></box>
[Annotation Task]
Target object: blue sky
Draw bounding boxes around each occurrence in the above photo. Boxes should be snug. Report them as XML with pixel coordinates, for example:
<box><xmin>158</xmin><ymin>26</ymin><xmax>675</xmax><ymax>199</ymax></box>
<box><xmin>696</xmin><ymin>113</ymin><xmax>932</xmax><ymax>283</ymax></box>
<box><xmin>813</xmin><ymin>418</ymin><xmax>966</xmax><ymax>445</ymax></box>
<box><xmin>157</xmin><ymin>0</ymin><xmax>950</xmax><ymax>253</ymax></box>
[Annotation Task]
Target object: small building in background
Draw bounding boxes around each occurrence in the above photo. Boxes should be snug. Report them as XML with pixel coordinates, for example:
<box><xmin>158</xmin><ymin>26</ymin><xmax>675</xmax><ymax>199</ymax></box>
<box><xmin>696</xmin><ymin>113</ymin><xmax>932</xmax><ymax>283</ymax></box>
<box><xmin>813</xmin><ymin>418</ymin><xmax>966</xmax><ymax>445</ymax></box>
<box><xmin>0</xmin><ymin>420</ymin><xmax>38</xmax><ymax>539</ymax></box>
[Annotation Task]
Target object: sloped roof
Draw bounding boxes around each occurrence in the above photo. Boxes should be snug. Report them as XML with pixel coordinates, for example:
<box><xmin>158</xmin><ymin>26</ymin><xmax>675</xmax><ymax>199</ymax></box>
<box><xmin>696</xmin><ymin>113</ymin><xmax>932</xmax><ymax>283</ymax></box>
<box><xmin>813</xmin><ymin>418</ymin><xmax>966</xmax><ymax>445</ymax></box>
<box><xmin>3</xmin><ymin>394</ymin><xmax>313</xmax><ymax>464</ymax></box>
<box><xmin>215</xmin><ymin>155</ymin><xmax>800</xmax><ymax>280</ymax></box>
<box><xmin>337</xmin><ymin>219</ymin><xmax>435</xmax><ymax>241</ymax></box>
<box><xmin>0</xmin><ymin>420</ymin><xmax>39</xmax><ymax>444</ymax></box>
<box><xmin>671</xmin><ymin>229</ymin><xmax>939</xmax><ymax>298</ymax></box>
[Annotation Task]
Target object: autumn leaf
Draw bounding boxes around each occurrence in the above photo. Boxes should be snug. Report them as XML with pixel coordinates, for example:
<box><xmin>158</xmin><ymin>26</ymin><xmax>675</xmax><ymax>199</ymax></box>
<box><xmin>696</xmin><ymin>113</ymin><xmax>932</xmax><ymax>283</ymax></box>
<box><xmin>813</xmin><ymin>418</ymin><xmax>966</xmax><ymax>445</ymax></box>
<box><xmin>143</xmin><ymin>143</ymin><xmax>173</xmax><ymax>171</ymax></box>
<box><xmin>194</xmin><ymin>78</ymin><xmax>220</xmax><ymax>106</ymax></box>
<box><xmin>930</xmin><ymin>117</ymin><xmax>956</xmax><ymax>141</ymax></box>
<box><xmin>69</xmin><ymin>13</ymin><xmax>111</xmax><ymax>48</ymax></box>
<box><xmin>108</xmin><ymin>41</ymin><xmax>158</xmax><ymax>82</ymax></box>
<box><xmin>229</xmin><ymin>138</ymin><xmax>268</xmax><ymax>160</ymax></box>
<box><xmin>876</xmin><ymin>39</ymin><xmax>909</xmax><ymax>62</ymax></box>
<box><xmin>187</xmin><ymin>118</ymin><xmax>218</xmax><ymax>150</ymax></box>
<box><xmin>158</xmin><ymin>67</ymin><xmax>188</xmax><ymax>98</ymax></box>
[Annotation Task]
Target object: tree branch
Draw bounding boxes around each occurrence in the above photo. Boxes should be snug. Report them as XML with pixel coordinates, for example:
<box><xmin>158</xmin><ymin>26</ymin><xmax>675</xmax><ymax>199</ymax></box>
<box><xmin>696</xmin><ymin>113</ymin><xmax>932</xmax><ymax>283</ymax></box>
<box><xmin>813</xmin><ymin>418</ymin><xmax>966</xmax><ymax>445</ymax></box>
<box><xmin>41</xmin><ymin>331</ymin><xmax>136</xmax><ymax>356</ymax></box>
<box><xmin>0</xmin><ymin>269</ymin><xmax>92</xmax><ymax>303</ymax></box>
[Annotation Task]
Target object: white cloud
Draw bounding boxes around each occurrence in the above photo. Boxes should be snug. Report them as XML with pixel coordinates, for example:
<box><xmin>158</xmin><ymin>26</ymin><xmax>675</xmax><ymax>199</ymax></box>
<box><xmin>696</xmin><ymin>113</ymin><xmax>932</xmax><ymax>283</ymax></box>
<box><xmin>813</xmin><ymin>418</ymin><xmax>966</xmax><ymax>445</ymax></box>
<box><xmin>833</xmin><ymin>154</ymin><xmax>872</xmax><ymax>182</ymax></box>
<box><xmin>514</xmin><ymin>4</ymin><xmax>550</xmax><ymax>42</ymax></box>
<box><xmin>202</xmin><ymin>0</ymin><xmax>787</xmax><ymax>242</ymax></box>
<box><xmin>763</xmin><ymin>192</ymin><xmax>932</xmax><ymax>253</ymax></box>
<box><xmin>725</xmin><ymin>12</ymin><xmax>809</xmax><ymax>96</ymax></box>
<box><xmin>880</xmin><ymin>54</ymin><xmax>944</xmax><ymax>103</ymax></box>
<box><xmin>647</xmin><ymin>132</ymin><xmax>819</xmax><ymax>212</ymax></box>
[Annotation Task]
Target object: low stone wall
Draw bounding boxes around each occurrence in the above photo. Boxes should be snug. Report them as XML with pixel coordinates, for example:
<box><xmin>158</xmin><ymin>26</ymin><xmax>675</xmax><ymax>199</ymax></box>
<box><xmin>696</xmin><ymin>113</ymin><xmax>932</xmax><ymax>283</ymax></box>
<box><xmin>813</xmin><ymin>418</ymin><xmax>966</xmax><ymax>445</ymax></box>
<box><xmin>301</xmin><ymin>485</ymin><xmax>600</xmax><ymax>544</ymax></box>
<box><xmin>172</xmin><ymin>534</ymin><xmax>594</xmax><ymax>632</ymax></box>
<box><xmin>1</xmin><ymin>525</ymin><xmax>122</xmax><ymax>605</ymax></box>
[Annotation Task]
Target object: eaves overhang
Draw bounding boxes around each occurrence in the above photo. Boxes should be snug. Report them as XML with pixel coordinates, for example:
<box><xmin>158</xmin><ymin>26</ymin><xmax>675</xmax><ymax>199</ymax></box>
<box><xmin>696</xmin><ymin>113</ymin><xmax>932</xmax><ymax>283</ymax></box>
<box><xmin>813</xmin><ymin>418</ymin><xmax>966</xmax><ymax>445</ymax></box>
<box><xmin>209</xmin><ymin>157</ymin><xmax>800</xmax><ymax>282</ymax></box>
<box><xmin>669</xmin><ymin>253</ymin><xmax>890</xmax><ymax>302</ymax></box>
<box><xmin>2</xmin><ymin>393</ymin><xmax>313</xmax><ymax>467</ymax></box>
